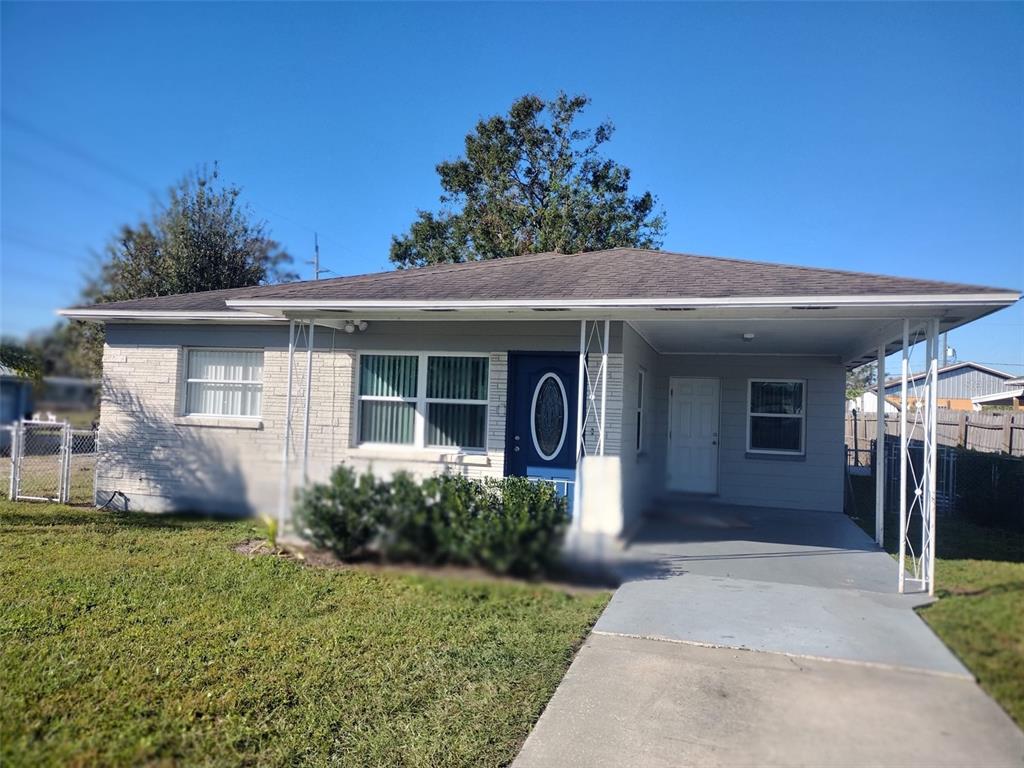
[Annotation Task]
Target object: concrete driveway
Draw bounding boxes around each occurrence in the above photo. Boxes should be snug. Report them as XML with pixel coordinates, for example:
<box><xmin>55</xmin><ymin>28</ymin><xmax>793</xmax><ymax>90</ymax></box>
<box><xmin>516</xmin><ymin>502</ymin><xmax>1024</xmax><ymax>767</ymax></box>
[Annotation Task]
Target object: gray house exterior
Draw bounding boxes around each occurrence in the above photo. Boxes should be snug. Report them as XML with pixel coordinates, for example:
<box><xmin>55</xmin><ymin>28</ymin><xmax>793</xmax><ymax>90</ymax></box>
<box><xmin>62</xmin><ymin>249</ymin><xmax>1019</xmax><ymax>539</ymax></box>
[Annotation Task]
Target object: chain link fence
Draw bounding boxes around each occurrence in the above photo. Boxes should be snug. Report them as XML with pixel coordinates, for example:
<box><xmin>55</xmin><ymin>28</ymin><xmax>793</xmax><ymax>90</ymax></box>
<box><xmin>1</xmin><ymin>421</ymin><xmax>98</xmax><ymax>505</ymax></box>
<box><xmin>863</xmin><ymin>435</ymin><xmax>1023</xmax><ymax>530</ymax></box>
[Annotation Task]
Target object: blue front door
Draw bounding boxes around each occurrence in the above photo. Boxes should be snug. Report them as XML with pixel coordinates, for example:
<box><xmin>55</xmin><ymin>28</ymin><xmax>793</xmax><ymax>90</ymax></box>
<box><xmin>506</xmin><ymin>353</ymin><xmax>579</xmax><ymax>509</ymax></box>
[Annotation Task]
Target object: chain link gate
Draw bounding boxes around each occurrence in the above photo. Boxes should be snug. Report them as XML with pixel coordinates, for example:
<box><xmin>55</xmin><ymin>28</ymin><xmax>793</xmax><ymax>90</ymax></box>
<box><xmin>4</xmin><ymin>420</ymin><xmax>98</xmax><ymax>504</ymax></box>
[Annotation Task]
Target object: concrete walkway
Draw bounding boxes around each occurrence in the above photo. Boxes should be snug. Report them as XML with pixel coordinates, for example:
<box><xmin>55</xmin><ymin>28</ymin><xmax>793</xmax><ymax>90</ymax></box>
<box><xmin>516</xmin><ymin>502</ymin><xmax>1024</xmax><ymax>767</ymax></box>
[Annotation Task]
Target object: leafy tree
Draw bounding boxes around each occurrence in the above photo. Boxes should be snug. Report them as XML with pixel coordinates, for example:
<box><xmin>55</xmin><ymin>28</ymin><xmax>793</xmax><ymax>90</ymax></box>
<box><xmin>0</xmin><ymin>339</ymin><xmax>42</xmax><ymax>381</ymax></box>
<box><xmin>846</xmin><ymin>363</ymin><xmax>877</xmax><ymax>401</ymax></box>
<box><xmin>390</xmin><ymin>93</ymin><xmax>666</xmax><ymax>268</ymax></box>
<box><xmin>70</xmin><ymin>165</ymin><xmax>297</xmax><ymax>373</ymax></box>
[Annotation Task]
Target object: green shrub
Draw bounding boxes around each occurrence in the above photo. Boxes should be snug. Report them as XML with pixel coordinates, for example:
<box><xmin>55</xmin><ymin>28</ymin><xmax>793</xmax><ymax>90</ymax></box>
<box><xmin>475</xmin><ymin>477</ymin><xmax>568</xmax><ymax>577</ymax></box>
<box><xmin>377</xmin><ymin>470</ymin><xmax>434</xmax><ymax>563</ymax></box>
<box><xmin>295</xmin><ymin>467</ymin><xmax>570</xmax><ymax>577</ymax></box>
<box><xmin>296</xmin><ymin>465</ymin><xmax>382</xmax><ymax>557</ymax></box>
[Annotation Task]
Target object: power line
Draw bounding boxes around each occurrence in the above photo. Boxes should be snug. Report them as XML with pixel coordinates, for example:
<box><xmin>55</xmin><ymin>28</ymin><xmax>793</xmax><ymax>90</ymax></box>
<box><xmin>2</xmin><ymin>110</ymin><xmax>344</xmax><ymax>250</ymax></box>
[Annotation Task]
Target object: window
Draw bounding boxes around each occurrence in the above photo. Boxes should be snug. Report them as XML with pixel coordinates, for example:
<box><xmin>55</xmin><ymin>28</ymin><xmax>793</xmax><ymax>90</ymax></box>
<box><xmin>358</xmin><ymin>354</ymin><xmax>418</xmax><ymax>444</ymax></box>
<box><xmin>184</xmin><ymin>349</ymin><xmax>263</xmax><ymax>417</ymax></box>
<box><xmin>358</xmin><ymin>353</ymin><xmax>489</xmax><ymax>450</ymax></box>
<box><xmin>747</xmin><ymin>379</ymin><xmax>805</xmax><ymax>454</ymax></box>
<box><xmin>636</xmin><ymin>368</ymin><xmax>646</xmax><ymax>452</ymax></box>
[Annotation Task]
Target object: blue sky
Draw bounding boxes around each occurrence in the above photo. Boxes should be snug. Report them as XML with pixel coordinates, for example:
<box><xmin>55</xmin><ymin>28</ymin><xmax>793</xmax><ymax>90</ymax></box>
<box><xmin>2</xmin><ymin>2</ymin><xmax>1021</xmax><ymax>371</ymax></box>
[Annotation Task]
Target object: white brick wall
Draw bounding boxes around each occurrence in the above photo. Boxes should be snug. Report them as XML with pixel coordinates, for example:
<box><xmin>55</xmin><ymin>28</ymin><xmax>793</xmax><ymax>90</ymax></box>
<box><xmin>97</xmin><ymin>344</ymin><xmax>516</xmax><ymax>514</ymax></box>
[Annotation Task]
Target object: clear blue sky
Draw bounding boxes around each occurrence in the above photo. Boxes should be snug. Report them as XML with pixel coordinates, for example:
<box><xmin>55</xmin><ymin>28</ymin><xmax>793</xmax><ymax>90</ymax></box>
<box><xmin>2</xmin><ymin>2</ymin><xmax>1022</xmax><ymax>371</ymax></box>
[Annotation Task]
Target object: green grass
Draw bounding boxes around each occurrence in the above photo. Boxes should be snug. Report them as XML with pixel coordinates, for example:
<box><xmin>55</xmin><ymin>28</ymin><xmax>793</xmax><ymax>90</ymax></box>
<box><xmin>0</xmin><ymin>502</ymin><xmax>609</xmax><ymax>766</ymax></box>
<box><xmin>846</xmin><ymin>474</ymin><xmax>1024</xmax><ymax>726</ymax></box>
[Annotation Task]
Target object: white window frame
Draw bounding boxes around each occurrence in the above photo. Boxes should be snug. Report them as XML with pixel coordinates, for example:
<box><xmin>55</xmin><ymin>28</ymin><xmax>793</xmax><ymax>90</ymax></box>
<box><xmin>636</xmin><ymin>367</ymin><xmax>646</xmax><ymax>453</ymax></box>
<box><xmin>356</xmin><ymin>351</ymin><xmax>490</xmax><ymax>452</ymax></box>
<box><xmin>181</xmin><ymin>347</ymin><xmax>264</xmax><ymax>419</ymax></box>
<box><xmin>746</xmin><ymin>378</ymin><xmax>806</xmax><ymax>456</ymax></box>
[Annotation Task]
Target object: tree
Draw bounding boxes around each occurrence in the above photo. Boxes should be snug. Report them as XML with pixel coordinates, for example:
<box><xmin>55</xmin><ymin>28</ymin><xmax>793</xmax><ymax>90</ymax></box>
<box><xmin>390</xmin><ymin>93</ymin><xmax>666</xmax><ymax>268</ymax></box>
<box><xmin>71</xmin><ymin>165</ymin><xmax>298</xmax><ymax>373</ymax></box>
<box><xmin>846</xmin><ymin>363</ymin><xmax>877</xmax><ymax>401</ymax></box>
<box><xmin>0</xmin><ymin>339</ymin><xmax>42</xmax><ymax>381</ymax></box>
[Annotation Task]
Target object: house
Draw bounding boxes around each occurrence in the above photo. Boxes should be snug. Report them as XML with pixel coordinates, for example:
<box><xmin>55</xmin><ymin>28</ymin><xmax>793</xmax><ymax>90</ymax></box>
<box><xmin>1</xmin><ymin>364</ymin><xmax>34</xmax><ymax>450</ymax></box>
<box><xmin>60</xmin><ymin>248</ymin><xmax>1019</xmax><ymax>541</ymax></box>
<box><xmin>38</xmin><ymin>376</ymin><xmax>99</xmax><ymax>413</ymax></box>
<box><xmin>971</xmin><ymin>376</ymin><xmax>1024</xmax><ymax>411</ymax></box>
<box><xmin>874</xmin><ymin>361</ymin><xmax>1017</xmax><ymax>412</ymax></box>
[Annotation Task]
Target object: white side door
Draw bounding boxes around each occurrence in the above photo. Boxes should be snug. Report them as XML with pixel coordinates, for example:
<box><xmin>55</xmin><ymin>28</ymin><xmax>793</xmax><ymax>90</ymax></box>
<box><xmin>667</xmin><ymin>377</ymin><xmax>720</xmax><ymax>493</ymax></box>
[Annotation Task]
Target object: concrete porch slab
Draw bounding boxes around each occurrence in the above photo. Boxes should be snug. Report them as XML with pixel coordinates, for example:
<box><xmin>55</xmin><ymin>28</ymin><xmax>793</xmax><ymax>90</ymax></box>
<box><xmin>594</xmin><ymin>573</ymin><xmax>969</xmax><ymax>676</ymax></box>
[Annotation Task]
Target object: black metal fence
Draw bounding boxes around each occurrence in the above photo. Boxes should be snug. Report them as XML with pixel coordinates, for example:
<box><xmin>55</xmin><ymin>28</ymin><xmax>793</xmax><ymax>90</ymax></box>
<box><xmin>860</xmin><ymin>435</ymin><xmax>1024</xmax><ymax>530</ymax></box>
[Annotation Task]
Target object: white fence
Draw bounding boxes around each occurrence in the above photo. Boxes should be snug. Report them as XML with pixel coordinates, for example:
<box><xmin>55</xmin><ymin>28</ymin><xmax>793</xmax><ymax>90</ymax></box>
<box><xmin>1</xmin><ymin>420</ymin><xmax>98</xmax><ymax>505</ymax></box>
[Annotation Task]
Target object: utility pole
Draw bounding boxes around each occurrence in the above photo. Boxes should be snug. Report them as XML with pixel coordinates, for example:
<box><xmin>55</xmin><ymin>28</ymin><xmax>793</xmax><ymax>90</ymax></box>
<box><xmin>305</xmin><ymin>233</ymin><xmax>332</xmax><ymax>280</ymax></box>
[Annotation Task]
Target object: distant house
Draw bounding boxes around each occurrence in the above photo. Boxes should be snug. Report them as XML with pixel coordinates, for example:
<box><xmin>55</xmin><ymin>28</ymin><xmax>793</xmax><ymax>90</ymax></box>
<box><xmin>970</xmin><ymin>376</ymin><xmax>1024</xmax><ymax>411</ymax></box>
<box><xmin>38</xmin><ymin>376</ymin><xmax>99</xmax><ymax>412</ymax></box>
<box><xmin>0</xmin><ymin>364</ymin><xmax>34</xmax><ymax>449</ymax></box>
<box><xmin>873</xmin><ymin>362</ymin><xmax>1016</xmax><ymax>412</ymax></box>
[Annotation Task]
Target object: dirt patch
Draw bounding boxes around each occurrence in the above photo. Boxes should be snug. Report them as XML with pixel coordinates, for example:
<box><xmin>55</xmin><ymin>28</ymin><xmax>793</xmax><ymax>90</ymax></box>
<box><xmin>232</xmin><ymin>538</ymin><xmax>609</xmax><ymax>594</ymax></box>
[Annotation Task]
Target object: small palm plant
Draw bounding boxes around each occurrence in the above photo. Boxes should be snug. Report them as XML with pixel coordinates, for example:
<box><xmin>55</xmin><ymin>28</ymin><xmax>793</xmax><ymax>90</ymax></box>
<box><xmin>260</xmin><ymin>513</ymin><xmax>279</xmax><ymax>551</ymax></box>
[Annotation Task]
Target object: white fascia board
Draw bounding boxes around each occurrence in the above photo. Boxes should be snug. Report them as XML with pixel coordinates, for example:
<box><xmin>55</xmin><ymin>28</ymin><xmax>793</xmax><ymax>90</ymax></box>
<box><xmin>56</xmin><ymin>308</ymin><xmax>284</xmax><ymax>323</ymax></box>
<box><xmin>224</xmin><ymin>292</ymin><xmax>1020</xmax><ymax>311</ymax></box>
<box><xmin>972</xmin><ymin>388</ymin><xmax>1024</xmax><ymax>404</ymax></box>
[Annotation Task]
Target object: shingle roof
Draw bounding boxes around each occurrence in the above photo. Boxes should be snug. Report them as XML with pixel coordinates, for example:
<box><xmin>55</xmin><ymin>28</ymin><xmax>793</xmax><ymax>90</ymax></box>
<box><xmin>69</xmin><ymin>248</ymin><xmax>1018</xmax><ymax>313</ymax></box>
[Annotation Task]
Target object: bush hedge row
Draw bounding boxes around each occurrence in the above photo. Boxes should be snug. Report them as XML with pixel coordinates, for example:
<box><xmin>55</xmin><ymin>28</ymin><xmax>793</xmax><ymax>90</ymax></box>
<box><xmin>295</xmin><ymin>466</ymin><xmax>570</xmax><ymax>577</ymax></box>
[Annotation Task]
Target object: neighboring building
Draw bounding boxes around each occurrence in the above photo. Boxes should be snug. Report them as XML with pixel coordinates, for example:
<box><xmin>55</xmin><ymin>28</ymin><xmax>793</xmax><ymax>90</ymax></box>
<box><xmin>0</xmin><ymin>364</ymin><xmax>34</xmax><ymax>450</ymax></box>
<box><xmin>846</xmin><ymin>391</ymin><xmax>897</xmax><ymax>414</ymax></box>
<box><xmin>60</xmin><ymin>248</ymin><xmax>1019</xmax><ymax>535</ymax></box>
<box><xmin>971</xmin><ymin>376</ymin><xmax>1024</xmax><ymax>411</ymax></box>
<box><xmin>38</xmin><ymin>376</ymin><xmax>99</xmax><ymax>412</ymax></box>
<box><xmin>876</xmin><ymin>361</ymin><xmax>1016</xmax><ymax>411</ymax></box>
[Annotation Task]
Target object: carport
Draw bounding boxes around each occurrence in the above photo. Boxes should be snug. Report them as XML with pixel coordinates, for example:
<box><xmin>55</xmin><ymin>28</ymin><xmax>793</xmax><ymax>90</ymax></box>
<box><xmin>568</xmin><ymin>298</ymin><xmax>1017</xmax><ymax>595</ymax></box>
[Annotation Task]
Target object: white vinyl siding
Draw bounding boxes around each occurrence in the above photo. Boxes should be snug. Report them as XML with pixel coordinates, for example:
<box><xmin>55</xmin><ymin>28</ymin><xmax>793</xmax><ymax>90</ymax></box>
<box><xmin>747</xmin><ymin>379</ymin><xmax>805</xmax><ymax>455</ymax></box>
<box><xmin>184</xmin><ymin>349</ymin><xmax>263</xmax><ymax>417</ymax></box>
<box><xmin>358</xmin><ymin>352</ymin><xmax>489</xmax><ymax>450</ymax></box>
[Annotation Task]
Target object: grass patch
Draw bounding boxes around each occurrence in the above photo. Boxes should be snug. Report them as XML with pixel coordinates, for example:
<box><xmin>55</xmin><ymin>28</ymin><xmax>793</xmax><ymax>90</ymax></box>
<box><xmin>0</xmin><ymin>501</ymin><xmax>608</xmax><ymax>766</ymax></box>
<box><xmin>846</xmin><ymin>474</ymin><xmax>1024</xmax><ymax>726</ymax></box>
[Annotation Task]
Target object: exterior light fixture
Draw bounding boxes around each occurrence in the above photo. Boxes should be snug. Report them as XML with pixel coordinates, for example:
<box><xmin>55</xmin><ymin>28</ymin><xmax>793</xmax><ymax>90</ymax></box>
<box><xmin>742</xmin><ymin>333</ymin><xmax>755</xmax><ymax>342</ymax></box>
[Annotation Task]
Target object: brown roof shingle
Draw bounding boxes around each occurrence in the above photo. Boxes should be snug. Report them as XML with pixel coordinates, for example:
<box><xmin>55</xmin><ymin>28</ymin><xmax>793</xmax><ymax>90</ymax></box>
<box><xmin>71</xmin><ymin>248</ymin><xmax>1019</xmax><ymax>313</ymax></box>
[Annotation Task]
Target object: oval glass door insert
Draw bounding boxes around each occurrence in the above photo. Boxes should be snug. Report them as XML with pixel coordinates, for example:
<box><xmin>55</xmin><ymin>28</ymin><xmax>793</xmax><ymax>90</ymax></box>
<box><xmin>531</xmin><ymin>372</ymin><xmax>568</xmax><ymax>460</ymax></box>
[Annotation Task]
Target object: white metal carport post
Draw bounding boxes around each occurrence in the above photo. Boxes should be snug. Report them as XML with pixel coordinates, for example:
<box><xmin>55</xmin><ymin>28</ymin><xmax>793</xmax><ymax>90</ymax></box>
<box><xmin>572</xmin><ymin>319</ymin><xmax>609</xmax><ymax>530</ymax></box>
<box><xmin>874</xmin><ymin>343</ymin><xmax>886</xmax><ymax>546</ymax></box>
<box><xmin>897</xmin><ymin>318</ymin><xmax>940</xmax><ymax>595</ymax></box>
<box><xmin>278</xmin><ymin>319</ymin><xmax>297</xmax><ymax>533</ymax></box>
<box><xmin>278</xmin><ymin>318</ymin><xmax>316</xmax><ymax>535</ymax></box>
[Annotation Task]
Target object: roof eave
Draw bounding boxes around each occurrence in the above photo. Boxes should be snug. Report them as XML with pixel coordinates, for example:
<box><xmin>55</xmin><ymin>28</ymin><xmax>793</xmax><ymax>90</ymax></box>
<box><xmin>56</xmin><ymin>308</ymin><xmax>284</xmax><ymax>324</ymax></box>
<box><xmin>223</xmin><ymin>292</ymin><xmax>1021</xmax><ymax>312</ymax></box>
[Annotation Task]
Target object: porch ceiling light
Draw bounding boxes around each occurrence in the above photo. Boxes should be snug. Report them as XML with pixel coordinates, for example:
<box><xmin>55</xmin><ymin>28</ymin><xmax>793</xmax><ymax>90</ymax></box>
<box><xmin>742</xmin><ymin>332</ymin><xmax>755</xmax><ymax>342</ymax></box>
<box><xmin>343</xmin><ymin>320</ymin><xmax>369</xmax><ymax>333</ymax></box>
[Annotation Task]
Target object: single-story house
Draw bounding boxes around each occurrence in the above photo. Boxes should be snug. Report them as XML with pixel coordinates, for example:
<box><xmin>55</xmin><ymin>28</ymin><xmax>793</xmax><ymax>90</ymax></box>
<box><xmin>38</xmin><ymin>375</ymin><xmax>100</xmax><ymax>412</ymax></box>
<box><xmin>971</xmin><ymin>376</ymin><xmax>1024</xmax><ymax>411</ymax></box>
<box><xmin>873</xmin><ymin>361</ymin><xmax>1017</xmax><ymax>412</ymax></box>
<box><xmin>61</xmin><ymin>248</ymin><xmax>1019</xmax><ymax>543</ymax></box>
<box><xmin>1</xmin><ymin>364</ymin><xmax>34</xmax><ymax>450</ymax></box>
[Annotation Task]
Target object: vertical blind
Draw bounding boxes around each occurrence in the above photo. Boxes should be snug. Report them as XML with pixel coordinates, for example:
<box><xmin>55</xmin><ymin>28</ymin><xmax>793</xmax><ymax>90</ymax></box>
<box><xmin>358</xmin><ymin>353</ymin><xmax>489</xmax><ymax>449</ymax></box>
<box><xmin>185</xmin><ymin>350</ymin><xmax>263</xmax><ymax>417</ymax></box>
<box><xmin>359</xmin><ymin>355</ymin><xmax>418</xmax><ymax>398</ymax></box>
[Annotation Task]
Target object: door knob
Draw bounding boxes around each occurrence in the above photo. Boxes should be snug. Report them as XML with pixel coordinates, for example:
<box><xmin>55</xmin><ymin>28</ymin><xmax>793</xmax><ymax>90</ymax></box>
<box><xmin>514</xmin><ymin>446</ymin><xmax>520</xmax><ymax>452</ymax></box>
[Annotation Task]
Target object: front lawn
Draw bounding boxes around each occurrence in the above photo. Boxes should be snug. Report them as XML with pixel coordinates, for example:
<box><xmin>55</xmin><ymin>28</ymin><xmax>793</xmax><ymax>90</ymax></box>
<box><xmin>0</xmin><ymin>502</ymin><xmax>608</xmax><ymax>766</ymax></box>
<box><xmin>846</xmin><ymin>475</ymin><xmax>1024</xmax><ymax>726</ymax></box>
